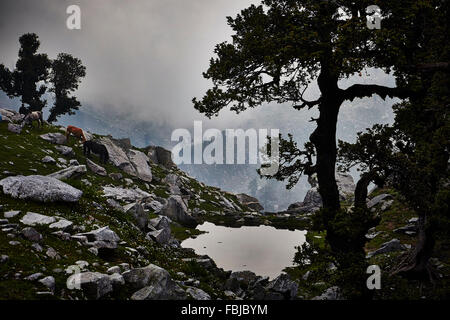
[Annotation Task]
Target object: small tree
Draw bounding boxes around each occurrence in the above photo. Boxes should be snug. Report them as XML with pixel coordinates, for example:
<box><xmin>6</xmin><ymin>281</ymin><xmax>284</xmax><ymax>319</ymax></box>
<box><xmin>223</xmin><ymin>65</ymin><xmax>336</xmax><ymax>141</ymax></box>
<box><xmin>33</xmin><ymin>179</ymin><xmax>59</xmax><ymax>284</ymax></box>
<box><xmin>0</xmin><ymin>33</ymin><xmax>51</xmax><ymax>112</ymax></box>
<box><xmin>47</xmin><ymin>53</ymin><xmax>86</xmax><ymax>123</ymax></box>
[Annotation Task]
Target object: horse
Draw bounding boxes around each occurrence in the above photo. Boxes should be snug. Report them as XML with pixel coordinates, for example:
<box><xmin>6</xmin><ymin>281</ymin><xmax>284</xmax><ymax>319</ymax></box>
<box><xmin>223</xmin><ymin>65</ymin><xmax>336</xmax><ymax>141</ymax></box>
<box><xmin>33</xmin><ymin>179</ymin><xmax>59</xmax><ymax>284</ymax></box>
<box><xmin>22</xmin><ymin>111</ymin><xmax>44</xmax><ymax>128</ymax></box>
<box><xmin>83</xmin><ymin>140</ymin><xmax>109</xmax><ymax>164</ymax></box>
<box><xmin>66</xmin><ymin>125</ymin><xmax>87</xmax><ymax>142</ymax></box>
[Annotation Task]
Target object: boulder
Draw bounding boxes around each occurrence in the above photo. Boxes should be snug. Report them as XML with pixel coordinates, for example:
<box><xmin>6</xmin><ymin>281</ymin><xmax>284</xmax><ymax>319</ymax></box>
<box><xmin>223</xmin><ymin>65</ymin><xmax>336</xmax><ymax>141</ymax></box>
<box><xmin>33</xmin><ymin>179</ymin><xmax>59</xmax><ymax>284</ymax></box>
<box><xmin>54</xmin><ymin>145</ymin><xmax>74</xmax><ymax>157</ymax></box>
<box><xmin>125</xmin><ymin>264</ymin><xmax>185</xmax><ymax>300</ymax></box>
<box><xmin>265</xmin><ymin>274</ymin><xmax>298</xmax><ymax>300</ymax></box>
<box><xmin>21</xmin><ymin>227</ymin><xmax>43</xmax><ymax>242</ymax></box>
<box><xmin>186</xmin><ymin>287</ymin><xmax>211</xmax><ymax>300</ymax></box>
<box><xmin>109</xmin><ymin>173</ymin><xmax>123</xmax><ymax>181</ymax></box>
<box><xmin>336</xmin><ymin>173</ymin><xmax>355</xmax><ymax>200</ymax></box>
<box><xmin>148</xmin><ymin>216</ymin><xmax>171</xmax><ymax>231</ymax></box>
<box><xmin>86</xmin><ymin>159</ymin><xmax>107</xmax><ymax>176</ymax></box>
<box><xmin>39</xmin><ymin>133</ymin><xmax>67</xmax><ymax>145</ymax></box>
<box><xmin>128</xmin><ymin>149</ymin><xmax>153</xmax><ymax>182</ymax></box>
<box><xmin>8</xmin><ymin>123</ymin><xmax>22</xmax><ymax>134</ymax></box>
<box><xmin>47</xmin><ymin>165</ymin><xmax>87</xmax><ymax>180</ymax></box>
<box><xmin>367</xmin><ymin>194</ymin><xmax>393</xmax><ymax>209</ymax></box>
<box><xmin>312</xmin><ymin>286</ymin><xmax>343</xmax><ymax>300</ymax></box>
<box><xmin>20</xmin><ymin>212</ymin><xmax>56</xmax><ymax>226</ymax></box>
<box><xmin>4</xmin><ymin>210</ymin><xmax>21</xmax><ymax>218</ymax></box>
<box><xmin>49</xmin><ymin>219</ymin><xmax>73</xmax><ymax>231</ymax></box>
<box><xmin>160</xmin><ymin>195</ymin><xmax>197</xmax><ymax>228</ymax></box>
<box><xmin>39</xmin><ymin>276</ymin><xmax>55</xmax><ymax>292</ymax></box>
<box><xmin>147</xmin><ymin>146</ymin><xmax>175</xmax><ymax>168</ymax></box>
<box><xmin>75</xmin><ymin>226</ymin><xmax>120</xmax><ymax>254</ymax></box>
<box><xmin>66</xmin><ymin>272</ymin><xmax>113</xmax><ymax>299</ymax></box>
<box><xmin>123</xmin><ymin>202</ymin><xmax>148</xmax><ymax>231</ymax></box>
<box><xmin>0</xmin><ymin>175</ymin><xmax>83</xmax><ymax>202</ymax></box>
<box><xmin>99</xmin><ymin>137</ymin><xmax>136</xmax><ymax>176</ymax></box>
<box><xmin>42</xmin><ymin>156</ymin><xmax>56</xmax><ymax>164</ymax></box>
<box><xmin>146</xmin><ymin>228</ymin><xmax>171</xmax><ymax>245</ymax></box>
<box><xmin>102</xmin><ymin>186</ymin><xmax>151</xmax><ymax>202</ymax></box>
<box><xmin>367</xmin><ymin>238</ymin><xmax>406</xmax><ymax>258</ymax></box>
<box><xmin>235</xmin><ymin>193</ymin><xmax>264</xmax><ymax>212</ymax></box>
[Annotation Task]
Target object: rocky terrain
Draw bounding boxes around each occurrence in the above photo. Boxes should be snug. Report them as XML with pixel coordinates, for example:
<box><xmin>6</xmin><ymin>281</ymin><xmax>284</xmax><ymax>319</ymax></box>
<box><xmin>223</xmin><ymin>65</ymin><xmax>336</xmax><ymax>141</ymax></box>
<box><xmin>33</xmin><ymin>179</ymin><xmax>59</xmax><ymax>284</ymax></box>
<box><xmin>0</xmin><ymin>107</ymin><xmax>448</xmax><ymax>300</ymax></box>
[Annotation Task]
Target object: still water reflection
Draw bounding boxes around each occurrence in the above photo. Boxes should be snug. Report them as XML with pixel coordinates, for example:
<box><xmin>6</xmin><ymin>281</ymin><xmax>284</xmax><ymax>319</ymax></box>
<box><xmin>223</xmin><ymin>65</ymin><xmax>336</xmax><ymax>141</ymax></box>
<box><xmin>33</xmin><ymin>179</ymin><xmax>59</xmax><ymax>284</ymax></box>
<box><xmin>181</xmin><ymin>222</ymin><xmax>307</xmax><ymax>279</ymax></box>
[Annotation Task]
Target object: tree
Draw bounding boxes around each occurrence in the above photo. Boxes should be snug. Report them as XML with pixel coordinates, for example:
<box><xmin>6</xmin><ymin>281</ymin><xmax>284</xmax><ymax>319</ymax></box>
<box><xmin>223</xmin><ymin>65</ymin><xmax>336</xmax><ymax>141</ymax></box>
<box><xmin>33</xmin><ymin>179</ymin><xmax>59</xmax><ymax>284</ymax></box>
<box><xmin>193</xmin><ymin>0</ymin><xmax>414</xmax><ymax>297</ymax></box>
<box><xmin>0</xmin><ymin>33</ymin><xmax>51</xmax><ymax>112</ymax></box>
<box><xmin>47</xmin><ymin>53</ymin><xmax>86</xmax><ymax>123</ymax></box>
<box><xmin>338</xmin><ymin>0</ymin><xmax>449</xmax><ymax>283</ymax></box>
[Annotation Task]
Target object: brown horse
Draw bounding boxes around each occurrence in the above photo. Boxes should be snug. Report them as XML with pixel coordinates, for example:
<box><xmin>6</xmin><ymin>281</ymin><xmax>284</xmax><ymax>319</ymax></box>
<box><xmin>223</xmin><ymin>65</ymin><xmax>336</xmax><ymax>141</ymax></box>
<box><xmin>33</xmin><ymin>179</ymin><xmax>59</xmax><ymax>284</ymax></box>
<box><xmin>66</xmin><ymin>125</ymin><xmax>87</xmax><ymax>142</ymax></box>
<box><xmin>22</xmin><ymin>111</ymin><xmax>44</xmax><ymax>128</ymax></box>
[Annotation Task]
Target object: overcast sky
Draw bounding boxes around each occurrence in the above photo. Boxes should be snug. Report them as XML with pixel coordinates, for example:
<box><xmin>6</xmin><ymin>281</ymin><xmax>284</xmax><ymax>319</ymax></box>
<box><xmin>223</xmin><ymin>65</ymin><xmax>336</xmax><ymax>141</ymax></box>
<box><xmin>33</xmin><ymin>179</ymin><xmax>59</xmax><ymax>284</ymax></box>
<box><xmin>0</xmin><ymin>0</ymin><xmax>267</xmax><ymax>128</ymax></box>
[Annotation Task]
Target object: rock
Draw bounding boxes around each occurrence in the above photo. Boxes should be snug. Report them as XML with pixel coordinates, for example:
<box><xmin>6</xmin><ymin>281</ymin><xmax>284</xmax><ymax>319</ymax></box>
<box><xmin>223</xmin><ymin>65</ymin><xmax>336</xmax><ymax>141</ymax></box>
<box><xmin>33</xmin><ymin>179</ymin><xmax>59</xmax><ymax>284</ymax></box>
<box><xmin>236</xmin><ymin>193</ymin><xmax>264</xmax><ymax>212</ymax></box>
<box><xmin>265</xmin><ymin>274</ymin><xmax>298</xmax><ymax>300</ymax></box>
<box><xmin>312</xmin><ymin>286</ymin><xmax>343</xmax><ymax>300</ymax></box>
<box><xmin>39</xmin><ymin>276</ymin><xmax>55</xmax><ymax>291</ymax></box>
<box><xmin>0</xmin><ymin>175</ymin><xmax>83</xmax><ymax>202</ymax></box>
<box><xmin>367</xmin><ymin>238</ymin><xmax>406</xmax><ymax>258</ymax></box>
<box><xmin>39</xmin><ymin>133</ymin><xmax>67</xmax><ymax>145</ymax></box>
<box><xmin>76</xmin><ymin>226</ymin><xmax>120</xmax><ymax>252</ymax></box>
<box><xmin>148</xmin><ymin>216</ymin><xmax>171</xmax><ymax>231</ymax></box>
<box><xmin>109</xmin><ymin>173</ymin><xmax>123</xmax><ymax>180</ymax></box>
<box><xmin>49</xmin><ymin>219</ymin><xmax>73</xmax><ymax>231</ymax></box>
<box><xmin>107</xmin><ymin>266</ymin><xmax>121</xmax><ymax>274</ymax></box>
<box><xmin>7</xmin><ymin>123</ymin><xmax>22</xmax><ymax>134</ymax></box>
<box><xmin>99</xmin><ymin>137</ymin><xmax>137</xmax><ymax>176</ymax></box>
<box><xmin>69</xmin><ymin>159</ymin><xmax>80</xmax><ymax>166</ymax></box>
<box><xmin>127</xmin><ymin>264</ymin><xmax>185</xmax><ymax>300</ymax></box>
<box><xmin>106</xmin><ymin>199</ymin><xmax>125</xmax><ymax>212</ymax></box>
<box><xmin>118</xmin><ymin>263</ymin><xmax>130</xmax><ymax>272</ymax></box>
<box><xmin>20</xmin><ymin>212</ymin><xmax>56</xmax><ymax>226</ymax></box>
<box><xmin>67</xmin><ymin>272</ymin><xmax>113</xmax><ymax>299</ymax></box>
<box><xmin>0</xmin><ymin>255</ymin><xmax>9</xmax><ymax>263</ymax></box>
<box><xmin>21</xmin><ymin>227</ymin><xmax>43</xmax><ymax>242</ymax></box>
<box><xmin>380</xmin><ymin>199</ymin><xmax>394</xmax><ymax>211</ymax></box>
<box><xmin>229</xmin><ymin>271</ymin><xmax>259</xmax><ymax>288</ymax></box>
<box><xmin>46</xmin><ymin>247</ymin><xmax>60</xmax><ymax>259</ymax></box>
<box><xmin>367</xmin><ymin>194</ymin><xmax>393</xmax><ymax>209</ymax></box>
<box><xmin>144</xmin><ymin>199</ymin><xmax>165</xmax><ymax>213</ymax></box>
<box><xmin>86</xmin><ymin>159</ymin><xmax>107</xmax><ymax>176</ymax></box>
<box><xmin>186</xmin><ymin>287</ymin><xmax>211</xmax><ymax>300</ymax></box>
<box><xmin>336</xmin><ymin>173</ymin><xmax>355</xmax><ymax>200</ymax></box>
<box><xmin>25</xmin><ymin>273</ymin><xmax>44</xmax><ymax>281</ymax></box>
<box><xmin>303</xmin><ymin>187</ymin><xmax>323</xmax><ymax>208</ymax></box>
<box><xmin>54</xmin><ymin>145</ymin><xmax>74</xmax><ymax>157</ymax></box>
<box><xmin>146</xmin><ymin>227</ymin><xmax>171</xmax><ymax>245</ymax></box>
<box><xmin>9</xmin><ymin>240</ymin><xmax>21</xmax><ymax>246</ymax></box>
<box><xmin>42</xmin><ymin>156</ymin><xmax>56</xmax><ymax>164</ymax></box>
<box><xmin>47</xmin><ymin>165</ymin><xmax>87</xmax><ymax>180</ymax></box>
<box><xmin>147</xmin><ymin>146</ymin><xmax>175</xmax><ymax>168</ymax></box>
<box><xmin>31</xmin><ymin>243</ymin><xmax>43</xmax><ymax>252</ymax></box>
<box><xmin>102</xmin><ymin>186</ymin><xmax>151</xmax><ymax>202</ymax></box>
<box><xmin>109</xmin><ymin>273</ymin><xmax>125</xmax><ymax>289</ymax></box>
<box><xmin>4</xmin><ymin>210</ymin><xmax>21</xmax><ymax>218</ymax></box>
<box><xmin>128</xmin><ymin>149</ymin><xmax>153</xmax><ymax>182</ymax></box>
<box><xmin>76</xmin><ymin>260</ymin><xmax>89</xmax><ymax>269</ymax></box>
<box><xmin>160</xmin><ymin>195</ymin><xmax>197</xmax><ymax>228</ymax></box>
<box><xmin>123</xmin><ymin>202</ymin><xmax>148</xmax><ymax>231</ymax></box>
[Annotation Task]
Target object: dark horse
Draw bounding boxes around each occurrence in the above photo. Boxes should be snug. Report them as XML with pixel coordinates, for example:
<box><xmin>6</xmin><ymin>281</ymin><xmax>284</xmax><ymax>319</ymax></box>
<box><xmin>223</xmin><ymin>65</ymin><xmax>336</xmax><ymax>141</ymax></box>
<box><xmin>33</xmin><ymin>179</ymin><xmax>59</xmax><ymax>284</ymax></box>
<box><xmin>83</xmin><ymin>140</ymin><xmax>109</xmax><ymax>164</ymax></box>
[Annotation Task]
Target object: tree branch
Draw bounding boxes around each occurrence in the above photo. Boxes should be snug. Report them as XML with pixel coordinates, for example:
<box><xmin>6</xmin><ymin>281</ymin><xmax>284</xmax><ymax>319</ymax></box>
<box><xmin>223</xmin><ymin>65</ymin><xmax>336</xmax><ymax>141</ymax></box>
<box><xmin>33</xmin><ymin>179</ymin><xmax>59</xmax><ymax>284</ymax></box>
<box><xmin>343</xmin><ymin>84</ymin><xmax>412</xmax><ymax>102</ymax></box>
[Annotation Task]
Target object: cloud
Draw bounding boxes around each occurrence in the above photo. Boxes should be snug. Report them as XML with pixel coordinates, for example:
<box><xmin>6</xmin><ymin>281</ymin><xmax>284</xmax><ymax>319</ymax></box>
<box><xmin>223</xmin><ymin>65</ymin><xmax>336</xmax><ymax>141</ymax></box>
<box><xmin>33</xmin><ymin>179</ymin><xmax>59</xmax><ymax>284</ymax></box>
<box><xmin>0</xmin><ymin>0</ymin><xmax>258</xmax><ymax>128</ymax></box>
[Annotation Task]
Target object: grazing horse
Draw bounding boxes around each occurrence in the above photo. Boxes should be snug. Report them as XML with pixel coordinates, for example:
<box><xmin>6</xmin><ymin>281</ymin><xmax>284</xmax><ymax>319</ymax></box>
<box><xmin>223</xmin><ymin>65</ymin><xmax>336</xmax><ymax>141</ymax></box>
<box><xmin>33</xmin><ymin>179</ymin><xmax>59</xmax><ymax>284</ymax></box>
<box><xmin>22</xmin><ymin>111</ymin><xmax>44</xmax><ymax>128</ymax></box>
<box><xmin>66</xmin><ymin>125</ymin><xmax>87</xmax><ymax>142</ymax></box>
<box><xmin>83</xmin><ymin>140</ymin><xmax>109</xmax><ymax>164</ymax></box>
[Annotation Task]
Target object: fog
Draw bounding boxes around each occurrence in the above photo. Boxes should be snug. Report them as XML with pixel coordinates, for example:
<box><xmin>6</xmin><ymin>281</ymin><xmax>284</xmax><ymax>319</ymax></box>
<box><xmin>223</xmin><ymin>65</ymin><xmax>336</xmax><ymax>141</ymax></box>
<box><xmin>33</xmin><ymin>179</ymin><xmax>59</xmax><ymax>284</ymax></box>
<box><xmin>0</xmin><ymin>0</ymin><xmax>260</xmax><ymax>128</ymax></box>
